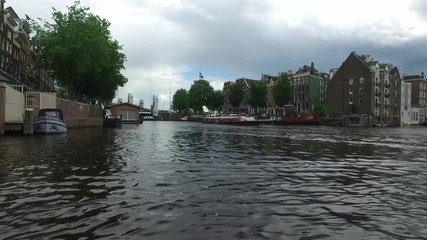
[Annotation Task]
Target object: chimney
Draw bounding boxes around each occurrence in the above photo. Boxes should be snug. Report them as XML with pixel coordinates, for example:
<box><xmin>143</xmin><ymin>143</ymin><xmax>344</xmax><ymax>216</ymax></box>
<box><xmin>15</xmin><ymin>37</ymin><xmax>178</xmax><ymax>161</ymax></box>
<box><xmin>310</xmin><ymin>62</ymin><xmax>314</xmax><ymax>75</ymax></box>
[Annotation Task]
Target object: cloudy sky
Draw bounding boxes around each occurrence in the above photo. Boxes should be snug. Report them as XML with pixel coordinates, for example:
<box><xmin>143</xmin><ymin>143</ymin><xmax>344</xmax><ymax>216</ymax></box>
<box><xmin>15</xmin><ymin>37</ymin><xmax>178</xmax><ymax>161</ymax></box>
<box><xmin>11</xmin><ymin>0</ymin><xmax>427</xmax><ymax>109</ymax></box>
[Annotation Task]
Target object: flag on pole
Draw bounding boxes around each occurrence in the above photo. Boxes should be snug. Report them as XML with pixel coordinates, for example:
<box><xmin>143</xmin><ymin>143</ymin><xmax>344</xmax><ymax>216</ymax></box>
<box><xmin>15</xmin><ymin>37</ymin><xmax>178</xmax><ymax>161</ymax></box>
<box><xmin>199</xmin><ymin>72</ymin><xmax>204</xmax><ymax>80</ymax></box>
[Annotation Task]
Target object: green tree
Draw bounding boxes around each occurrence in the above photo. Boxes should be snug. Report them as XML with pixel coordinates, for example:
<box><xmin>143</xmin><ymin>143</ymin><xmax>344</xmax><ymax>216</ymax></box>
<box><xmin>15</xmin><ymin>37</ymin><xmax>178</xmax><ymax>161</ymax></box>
<box><xmin>208</xmin><ymin>90</ymin><xmax>224</xmax><ymax>112</ymax></box>
<box><xmin>172</xmin><ymin>88</ymin><xmax>188</xmax><ymax>113</ymax></box>
<box><xmin>228</xmin><ymin>83</ymin><xmax>244</xmax><ymax>108</ymax></box>
<box><xmin>188</xmin><ymin>80</ymin><xmax>214</xmax><ymax>112</ymax></box>
<box><xmin>249</xmin><ymin>80</ymin><xmax>267</xmax><ymax>112</ymax></box>
<box><xmin>29</xmin><ymin>1</ymin><xmax>127</xmax><ymax>102</ymax></box>
<box><xmin>272</xmin><ymin>73</ymin><xmax>292</xmax><ymax>108</ymax></box>
<box><xmin>313</xmin><ymin>103</ymin><xmax>329</xmax><ymax>118</ymax></box>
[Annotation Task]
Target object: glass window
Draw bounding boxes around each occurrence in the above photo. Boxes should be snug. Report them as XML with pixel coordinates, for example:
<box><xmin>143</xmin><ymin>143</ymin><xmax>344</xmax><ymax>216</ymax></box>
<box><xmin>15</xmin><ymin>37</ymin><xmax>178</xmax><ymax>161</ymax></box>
<box><xmin>349</xmin><ymin>88</ymin><xmax>353</xmax><ymax>94</ymax></box>
<box><xmin>360</xmin><ymin>77</ymin><xmax>364</xmax><ymax>84</ymax></box>
<box><xmin>359</xmin><ymin>98</ymin><xmax>363</xmax><ymax>104</ymax></box>
<box><xmin>349</xmin><ymin>78</ymin><xmax>353</xmax><ymax>85</ymax></box>
<box><xmin>359</xmin><ymin>88</ymin><xmax>363</xmax><ymax>93</ymax></box>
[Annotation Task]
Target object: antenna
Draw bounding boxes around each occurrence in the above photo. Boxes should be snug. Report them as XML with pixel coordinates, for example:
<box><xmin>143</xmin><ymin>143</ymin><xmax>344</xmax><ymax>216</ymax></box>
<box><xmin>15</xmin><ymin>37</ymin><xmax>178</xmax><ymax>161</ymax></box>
<box><xmin>169</xmin><ymin>84</ymin><xmax>172</xmax><ymax>112</ymax></box>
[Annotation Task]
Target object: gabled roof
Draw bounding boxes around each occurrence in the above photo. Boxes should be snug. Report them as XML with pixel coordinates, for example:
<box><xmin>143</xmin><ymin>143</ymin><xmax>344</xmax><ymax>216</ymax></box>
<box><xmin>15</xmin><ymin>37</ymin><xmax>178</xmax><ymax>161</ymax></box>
<box><xmin>4</xmin><ymin>7</ymin><xmax>20</xmax><ymax>19</ymax></box>
<box><xmin>350</xmin><ymin>52</ymin><xmax>375</xmax><ymax>72</ymax></box>
<box><xmin>295</xmin><ymin>65</ymin><xmax>319</xmax><ymax>75</ymax></box>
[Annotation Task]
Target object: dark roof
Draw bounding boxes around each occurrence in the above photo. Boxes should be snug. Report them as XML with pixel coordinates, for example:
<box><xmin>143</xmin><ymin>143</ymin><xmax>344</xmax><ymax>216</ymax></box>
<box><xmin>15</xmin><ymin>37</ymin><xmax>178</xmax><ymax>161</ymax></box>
<box><xmin>5</xmin><ymin>7</ymin><xmax>20</xmax><ymax>19</ymax></box>
<box><xmin>351</xmin><ymin>52</ymin><xmax>375</xmax><ymax>71</ymax></box>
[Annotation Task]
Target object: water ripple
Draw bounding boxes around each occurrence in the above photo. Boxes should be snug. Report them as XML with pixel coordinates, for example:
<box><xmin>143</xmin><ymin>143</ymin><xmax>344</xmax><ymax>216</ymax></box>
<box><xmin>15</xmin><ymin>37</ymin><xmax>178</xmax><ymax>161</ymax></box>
<box><xmin>1</xmin><ymin>124</ymin><xmax>427</xmax><ymax>239</ymax></box>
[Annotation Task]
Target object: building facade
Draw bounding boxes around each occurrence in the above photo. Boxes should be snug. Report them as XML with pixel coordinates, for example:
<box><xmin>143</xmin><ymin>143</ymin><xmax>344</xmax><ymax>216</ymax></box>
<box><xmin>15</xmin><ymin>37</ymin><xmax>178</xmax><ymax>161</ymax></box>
<box><xmin>400</xmin><ymin>81</ymin><xmax>412</xmax><ymax>125</ymax></box>
<box><xmin>403</xmin><ymin>73</ymin><xmax>427</xmax><ymax>124</ymax></box>
<box><xmin>222</xmin><ymin>77</ymin><xmax>257</xmax><ymax>115</ymax></box>
<box><xmin>0</xmin><ymin>5</ymin><xmax>53</xmax><ymax>91</ymax></box>
<box><xmin>264</xmin><ymin>73</ymin><xmax>280</xmax><ymax>116</ymax></box>
<box><xmin>293</xmin><ymin>63</ymin><xmax>325</xmax><ymax>113</ymax></box>
<box><xmin>326</xmin><ymin>52</ymin><xmax>401</xmax><ymax>125</ymax></box>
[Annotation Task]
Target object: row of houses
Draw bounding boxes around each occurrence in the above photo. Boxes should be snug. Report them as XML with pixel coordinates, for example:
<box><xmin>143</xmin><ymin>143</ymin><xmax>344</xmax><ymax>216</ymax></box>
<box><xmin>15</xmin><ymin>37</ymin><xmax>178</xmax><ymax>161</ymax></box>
<box><xmin>0</xmin><ymin>1</ymin><xmax>54</xmax><ymax>91</ymax></box>
<box><xmin>222</xmin><ymin>62</ymin><xmax>327</xmax><ymax>117</ymax></box>
<box><xmin>222</xmin><ymin>51</ymin><xmax>427</xmax><ymax>126</ymax></box>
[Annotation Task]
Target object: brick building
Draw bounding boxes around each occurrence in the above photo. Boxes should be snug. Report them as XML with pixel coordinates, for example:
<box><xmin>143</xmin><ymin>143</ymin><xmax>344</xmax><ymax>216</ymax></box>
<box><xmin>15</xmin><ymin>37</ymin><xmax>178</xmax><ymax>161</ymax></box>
<box><xmin>0</xmin><ymin>3</ymin><xmax>53</xmax><ymax>91</ymax></box>
<box><xmin>403</xmin><ymin>73</ymin><xmax>427</xmax><ymax>123</ymax></box>
<box><xmin>326</xmin><ymin>52</ymin><xmax>401</xmax><ymax>125</ymax></box>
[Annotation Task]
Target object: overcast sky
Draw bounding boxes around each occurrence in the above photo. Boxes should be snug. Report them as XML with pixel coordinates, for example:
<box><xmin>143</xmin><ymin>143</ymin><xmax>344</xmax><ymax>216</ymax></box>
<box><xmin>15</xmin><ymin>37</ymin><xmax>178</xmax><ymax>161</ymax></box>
<box><xmin>10</xmin><ymin>0</ymin><xmax>427</xmax><ymax>109</ymax></box>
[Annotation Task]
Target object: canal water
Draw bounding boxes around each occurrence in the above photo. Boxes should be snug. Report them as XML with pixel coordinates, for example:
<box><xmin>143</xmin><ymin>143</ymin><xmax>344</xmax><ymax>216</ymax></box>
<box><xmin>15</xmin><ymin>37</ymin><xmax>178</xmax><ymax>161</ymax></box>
<box><xmin>1</xmin><ymin>122</ymin><xmax>427</xmax><ymax>239</ymax></box>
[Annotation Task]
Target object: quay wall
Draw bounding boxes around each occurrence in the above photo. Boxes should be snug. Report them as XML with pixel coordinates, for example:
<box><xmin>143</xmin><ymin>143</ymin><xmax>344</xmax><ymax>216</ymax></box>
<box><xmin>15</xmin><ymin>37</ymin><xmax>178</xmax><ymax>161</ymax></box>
<box><xmin>56</xmin><ymin>98</ymin><xmax>103</xmax><ymax>128</ymax></box>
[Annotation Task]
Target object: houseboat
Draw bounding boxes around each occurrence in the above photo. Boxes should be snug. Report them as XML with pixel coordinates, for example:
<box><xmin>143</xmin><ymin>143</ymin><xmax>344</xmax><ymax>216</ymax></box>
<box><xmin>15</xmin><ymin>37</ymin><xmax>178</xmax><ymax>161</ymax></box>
<box><xmin>278</xmin><ymin>113</ymin><xmax>320</xmax><ymax>125</ymax></box>
<box><xmin>33</xmin><ymin>109</ymin><xmax>67</xmax><ymax>134</ymax></box>
<box><xmin>202</xmin><ymin>114</ymin><xmax>259</xmax><ymax>125</ymax></box>
<box><xmin>103</xmin><ymin>113</ymin><xmax>122</xmax><ymax>128</ymax></box>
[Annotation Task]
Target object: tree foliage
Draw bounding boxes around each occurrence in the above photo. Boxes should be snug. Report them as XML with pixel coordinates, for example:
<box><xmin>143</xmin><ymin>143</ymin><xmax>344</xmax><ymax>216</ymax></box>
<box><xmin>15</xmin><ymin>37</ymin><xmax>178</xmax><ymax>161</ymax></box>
<box><xmin>313</xmin><ymin>103</ymin><xmax>329</xmax><ymax>118</ymax></box>
<box><xmin>272</xmin><ymin>74</ymin><xmax>293</xmax><ymax>108</ymax></box>
<box><xmin>228</xmin><ymin>83</ymin><xmax>244</xmax><ymax>108</ymax></box>
<box><xmin>172</xmin><ymin>88</ymin><xmax>188</xmax><ymax>113</ymax></box>
<box><xmin>29</xmin><ymin>1</ymin><xmax>127</xmax><ymax>102</ymax></box>
<box><xmin>249</xmin><ymin>80</ymin><xmax>267</xmax><ymax>110</ymax></box>
<box><xmin>208</xmin><ymin>90</ymin><xmax>224</xmax><ymax>112</ymax></box>
<box><xmin>188</xmin><ymin>80</ymin><xmax>214</xmax><ymax>112</ymax></box>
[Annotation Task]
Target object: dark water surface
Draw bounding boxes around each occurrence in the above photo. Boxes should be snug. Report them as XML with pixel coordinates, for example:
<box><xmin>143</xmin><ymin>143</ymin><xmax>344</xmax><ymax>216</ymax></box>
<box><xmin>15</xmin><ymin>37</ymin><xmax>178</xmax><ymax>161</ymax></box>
<box><xmin>1</xmin><ymin>122</ymin><xmax>427</xmax><ymax>239</ymax></box>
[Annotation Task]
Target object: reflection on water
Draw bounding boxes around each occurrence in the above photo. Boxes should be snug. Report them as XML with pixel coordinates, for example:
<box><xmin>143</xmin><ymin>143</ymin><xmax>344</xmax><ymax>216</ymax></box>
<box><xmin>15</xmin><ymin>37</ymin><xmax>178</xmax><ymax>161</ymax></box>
<box><xmin>1</xmin><ymin>123</ymin><xmax>427</xmax><ymax>239</ymax></box>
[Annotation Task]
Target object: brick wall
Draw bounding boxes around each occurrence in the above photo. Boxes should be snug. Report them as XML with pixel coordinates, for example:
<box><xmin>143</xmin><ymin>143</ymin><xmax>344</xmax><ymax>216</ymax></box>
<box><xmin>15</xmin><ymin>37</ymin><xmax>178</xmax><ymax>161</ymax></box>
<box><xmin>56</xmin><ymin>98</ymin><xmax>103</xmax><ymax>128</ymax></box>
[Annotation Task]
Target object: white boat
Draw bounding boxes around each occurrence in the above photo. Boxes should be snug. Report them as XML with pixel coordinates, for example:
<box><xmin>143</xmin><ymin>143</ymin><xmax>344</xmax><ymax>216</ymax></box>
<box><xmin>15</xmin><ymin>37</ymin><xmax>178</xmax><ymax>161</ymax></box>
<box><xmin>34</xmin><ymin>109</ymin><xmax>67</xmax><ymax>134</ymax></box>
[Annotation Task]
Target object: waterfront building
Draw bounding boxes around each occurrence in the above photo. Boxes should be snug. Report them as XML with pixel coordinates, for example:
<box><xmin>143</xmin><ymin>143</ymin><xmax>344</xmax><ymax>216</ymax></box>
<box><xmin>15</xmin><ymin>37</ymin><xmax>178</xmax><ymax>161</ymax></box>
<box><xmin>0</xmin><ymin>4</ymin><xmax>53</xmax><ymax>91</ymax></box>
<box><xmin>293</xmin><ymin>63</ymin><xmax>326</xmax><ymax>113</ymax></box>
<box><xmin>265</xmin><ymin>71</ymin><xmax>294</xmax><ymax>116</ymax></box>
<box><xmin>109</xmin><ymin>102</ymin><xmax>141</xmax><ymax>124</ymax></box>
<box><xmin>403</xmin><ymin>73</ymin><xmax>427</xmax><ymax>124</ymax></box>
<box><xmin>264</xmin><ymin>73</ymin><xmax>280</xmax><ymax>116</ymax></box>
<box><xmin>400</xmin><ymin>81</ymin><xmax>412</xmax><ymax>125</ymax></box>
<box><xmin>222</xmin><ymin>77</ymin><xmax>257</xmax><ymax>115</ymax></box>
<box><xmin>326</xmin><ymin>52</ymin><xmax>401</xmax><ymax>125</ymax></box>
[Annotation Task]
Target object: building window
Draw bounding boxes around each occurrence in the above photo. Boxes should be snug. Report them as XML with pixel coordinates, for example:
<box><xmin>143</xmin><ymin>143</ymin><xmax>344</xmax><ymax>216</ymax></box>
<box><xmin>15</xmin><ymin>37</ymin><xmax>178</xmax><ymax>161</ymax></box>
<box><xmin>360</xmin><ymin>77</ymin><xmax>364</xmax><ymax>84</ymax></box>
<box><xmin>349</xmin><ymin>88</ymin><xmax>353</xmax><ymax>94</ymax></box>
<box><xmin>359</xmin><ymin>98</ymin><xmax>363</xmax><ymax>104</ymax></box>
<box><xmin>359</xmin><ymin>88</ymin><xmax>363</xmax><ymax>93</ymax></box>
<box><xmin>349</xmin><ymin>99</ymin><xmax>353</xmax><ymax>104</ymax></box>
<box><xmin>349</xmin><ymin>78</ymin><xmax>353</xmax><ymax>85</ymax></box>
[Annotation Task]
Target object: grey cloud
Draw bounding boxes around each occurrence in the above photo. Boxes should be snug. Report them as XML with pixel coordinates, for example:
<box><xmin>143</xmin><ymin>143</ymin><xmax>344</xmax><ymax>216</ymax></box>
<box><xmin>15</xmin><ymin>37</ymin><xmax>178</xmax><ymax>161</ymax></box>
<box><xmin>411</xmin><ymin>1</ymin><xmax>427</xmax><ymax>21</ymax></box>
<box><xmin>118</xmin><ymin>0</ymin><xmax>427</xmax><ymax>81</ymax></box>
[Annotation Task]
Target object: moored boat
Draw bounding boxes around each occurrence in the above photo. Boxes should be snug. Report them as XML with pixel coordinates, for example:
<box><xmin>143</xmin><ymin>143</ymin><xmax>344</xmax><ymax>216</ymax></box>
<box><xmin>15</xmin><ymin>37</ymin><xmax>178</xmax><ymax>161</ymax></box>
<box><xmin>34</xmin><ymin>109</ymin><xmax>67</xmax><ymax>134</ymax></box>
<box><xmin>202</xmin><ymin>114</ymin><xmax>259</xmax><ymax>125</ymax></box>
<box><xmin>103</xmin><ymin>113</ymin><xmax>122</xmax><ymax>128</ymax></box>
<box><xmin>279</xmin><ymin>113</ymin><xmax>320</xmax><ymax>125</ymax></box>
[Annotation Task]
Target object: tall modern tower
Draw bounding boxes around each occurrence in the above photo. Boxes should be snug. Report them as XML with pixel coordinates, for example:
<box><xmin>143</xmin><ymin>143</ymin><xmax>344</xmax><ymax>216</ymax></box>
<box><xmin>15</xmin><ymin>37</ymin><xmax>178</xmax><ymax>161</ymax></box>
<box><xmin>152</xmin><ymin>95</ymin><xmax>159</xmax><ymax>116</ymax></box>
<box><xmin>128</xmin><ymin>93</ymin><xmax>133</xmax><ymax>104</ymax></box>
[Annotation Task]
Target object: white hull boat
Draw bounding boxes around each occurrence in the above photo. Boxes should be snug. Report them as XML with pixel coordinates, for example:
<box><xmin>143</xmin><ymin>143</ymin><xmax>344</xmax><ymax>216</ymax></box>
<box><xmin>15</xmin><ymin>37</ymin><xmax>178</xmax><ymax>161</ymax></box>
<box><xmin>34</xmin><ymin>109</ymin><xmax>67</xmax><ymax>134</ymax></box>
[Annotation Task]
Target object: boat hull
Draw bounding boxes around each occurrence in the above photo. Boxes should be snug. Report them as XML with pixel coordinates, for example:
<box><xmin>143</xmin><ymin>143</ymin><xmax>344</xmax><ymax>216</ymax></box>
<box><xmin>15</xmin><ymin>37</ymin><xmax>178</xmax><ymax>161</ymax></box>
<box><xmin>202</xmin><ymin>116</ymin><xmax>259</xmax><ymax>126</ymax></box>
<box><xmin>34</xmin><ymin>116</ymin><xmax>67</xmax><ymax>134</ymax></box>
<box><xmin>103</xmin><ymin>118</ymin><xmax>122</xmax><ymax>128</ymax></box>
<box><xmin>278</xmin><ymin>114</ymin><xmax>320</xmax><ymax>125</ymax></box>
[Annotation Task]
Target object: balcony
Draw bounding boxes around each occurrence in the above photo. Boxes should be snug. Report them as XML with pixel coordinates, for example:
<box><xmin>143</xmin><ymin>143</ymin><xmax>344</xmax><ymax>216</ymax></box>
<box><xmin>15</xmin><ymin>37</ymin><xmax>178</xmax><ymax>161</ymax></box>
<box><xmin>375</xmin><ymin>92</ymin><xmax>381</xmax><ymax>96</ymax></box>
<box><xmin>375</xmin><ymin>102</ymin><xmax>381</xmax><ymax>107</ymax></box>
